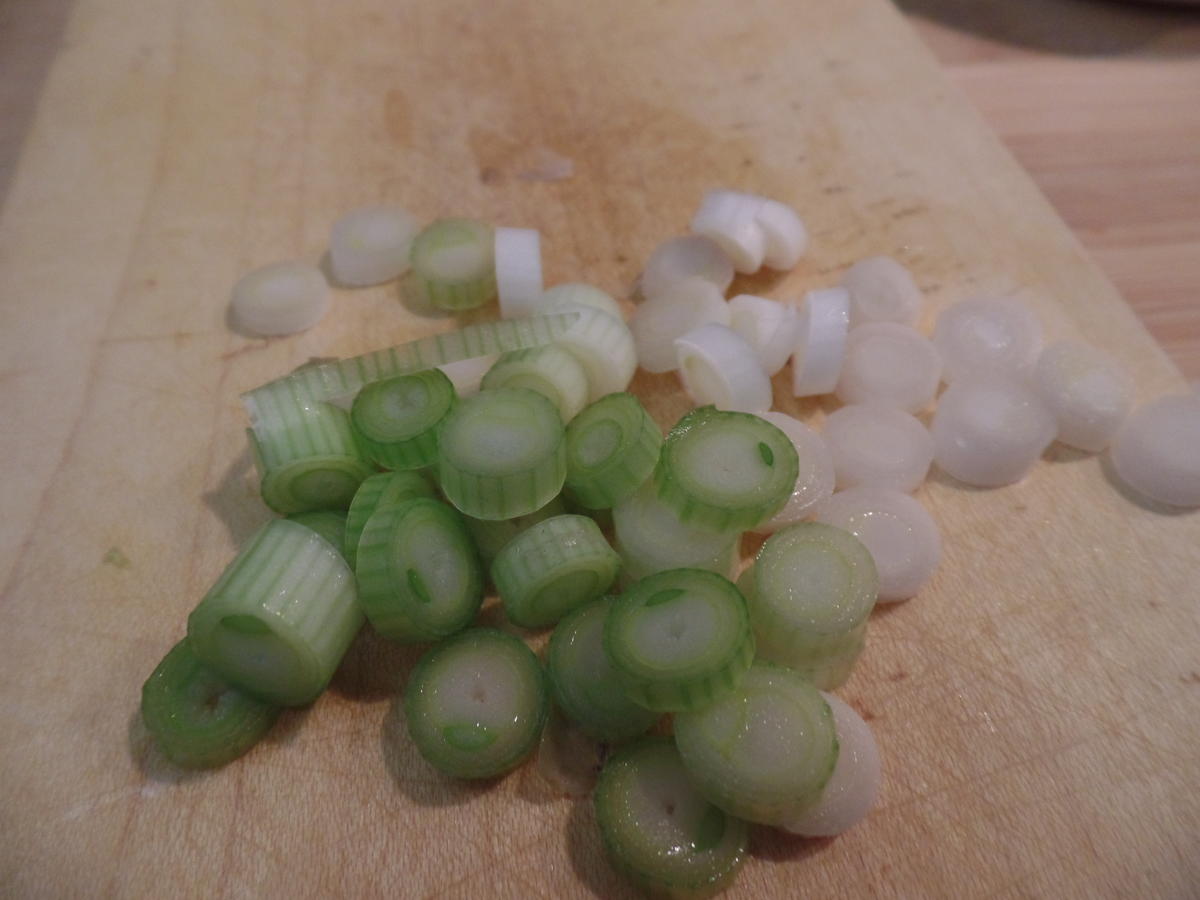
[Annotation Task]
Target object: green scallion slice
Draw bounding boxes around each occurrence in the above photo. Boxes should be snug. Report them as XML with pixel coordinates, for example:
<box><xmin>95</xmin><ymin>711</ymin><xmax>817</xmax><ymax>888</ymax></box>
<box><xmin>405</xmin><ymin>217</ymin><xmax>496</xmax><ymax>311</ymax></box>
<box><xmin>546</xmin><ymin>597</ymin><xmax>660</xmax><ymax>742</ymax></box>
<box><xmin>611</xmin><ymin>482</ymin><xmax>740</xmax><ymax>584</ymax></box>
<box><xmin>248</xmin><ymin>392</ymin><xmax>373</xmax><ymax>515</ymax></box>
<box><xmin>350</xmin><ymin>368</ymin><xmax>457</xmax><ymax>470</ymax></box>
<box><xmin>654</xmin><ymin>406</ymin><xmax>799</xmax><ymax>532</ymax></box>
<box><xmin>437</xmin><ymin>388</ymin><xmax>566</xmax><ymax>520</ymax></box>
<box><xmin>604</xmin><ymin>569</ymin><xmax>754</xmax><ymax>712</ymax></box>
<box><xmin>740</xmin><ymin>523</ymin><xmax>878</xmax><ymax>689</ymax></box>
<box><xmin>564</xmin><ymin>393</ymin><xmax>663</xmax><ymax>510</ymax></box>
<box><xmin>355</xmin><ymin>498</ymin><xmax>484</xmax><ymax>642</ymax></box>
<box><xmin>674</xmin><ymin>663</ymin><xmax>838</xmax><ymax>826</ymax></box>
<box><xmin>492</xmin><ymin>515</ymin><xmax>621</xmax><ymax>629</ymax></box>
<box><xmin>404</xmin><ymin>628</ymin><xmax>548</xmax><ymax>779</ymax></box>
<box><xmin>481</xmin><ymin>344</ymin><xmax>589</xmax><ymax>423</ymax></box>
<box><xmin>463</xmin><ymin>494</ymin><xmax>568</xmax><ymax>567</ymax></box>
<box><xmin>187</xmin><ymin>520</ymin><xmax>363</xmax><ymax>706</ymax></box>
<box><xmin>594</xmin><ymin>737</ymin><xmax>748</xmax><ymax>898</ymax></box>
<box><xmin>343</xmin><ymin>470</ymin><xmax>436</xmax><ymax>569</ymax></box>
<box><xmin>286</xmin><ymin>510</ymin><xmax>348</xmax><ymax>558</ymax></box>
<box><xmin>140</xmin><ymin>638</ymin><xmax>280</xmax><ymax>769</ymax></box>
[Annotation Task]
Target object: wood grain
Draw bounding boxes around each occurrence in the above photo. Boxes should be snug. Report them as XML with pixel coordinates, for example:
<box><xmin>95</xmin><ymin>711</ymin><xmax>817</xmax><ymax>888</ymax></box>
<box><xmin>1</xmin><ymin>0</ymin><xmax>1198</xmax><ymax>897</ymax></box>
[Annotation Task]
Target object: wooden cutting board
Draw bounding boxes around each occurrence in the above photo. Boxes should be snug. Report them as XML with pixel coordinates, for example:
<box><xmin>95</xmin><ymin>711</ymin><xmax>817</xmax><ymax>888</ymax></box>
<box><xmin>2</xmin><ymin>0</ymin><xmax>1197</xmax><ymax>896</ymax></box>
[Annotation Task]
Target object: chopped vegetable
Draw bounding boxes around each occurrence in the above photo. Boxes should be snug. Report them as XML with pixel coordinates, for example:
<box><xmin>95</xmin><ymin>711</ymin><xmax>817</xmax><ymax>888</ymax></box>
<box><xmin>792</xmin><ymin>287</ymin><xmax>850</xmax><ymax>397</ymax></box>
<box><xmin>690</xmin><ymin>189</ymin><xmax>767</xmax><ymax>274</ymax></box>
<box><xmin>932</xmin><ymin>296</ymin><xmax>1042</xmax><ymax>383</ymax></box>
<box><xmin>1110</xmin><ymin>393</ymin><xmax>1200</xmax><ymax>507</ymax></box>
<box><xmin>639</xmin><ymin>235</ymin><xmax>734</xmax><ymax>301</ymax></box>
<box><xmin>836</xmin><ymin>322</ymin><xmax>942</xmax><ymax>413</ymax></box>
<box><xmin>823</xmin><ymin>403</ymin><xmax>934</xmax><ymax>493</ymax></box>
<box><xmin>1032</xmin><ymin>340</ymin><xmax>1134</xmax><ymax>452</ymax></box>
<box><xmin>405</xmin><ymin>217</ymin><xmax>496</xmax><ymax>311</ymax></box>
<box><xmin>229</xmin><ymin>260</ymin><xmax>330</xmax><ymax>336</ymax></box>
<box><xmin>494</xmin><ymin>226</ymin><xmax>544</xmax><ymax>317</ymax></box>
<box><xmin>630</xmin><ymin>277</ymin><xmax>731</xmax><ymax>374</ymax></box>
<box><xmin>342</xmin><ymin>471</ymin><xmax>436</xmax><ymax>569</ymax></box>
<box><xmin>674</xmin><ymin>322</ymin><xmax>773</xmax><ymax>414</ymax></box>
<box><xmin>564</xmin><ymin>392</ymin><xmax>662</xmax><ymax>510</ymax></box>
<box><xmin>841</xmin><ymin>255</ymin><xmax>922</xmax><ymax>327</ymax></box>
<box><xmin>481</xmin><ymin>344</ymin><xmax>589</xmax><ymax>423</ymax></box>
<box><xmin>329</xmin><ymin>206</ymin><xmax>419</xmax><ymax>287</ymax></box>
<box><xmin>350</xmin><ymin>368</ymin><xmax>457</xmax><ymax>470</ymax></box>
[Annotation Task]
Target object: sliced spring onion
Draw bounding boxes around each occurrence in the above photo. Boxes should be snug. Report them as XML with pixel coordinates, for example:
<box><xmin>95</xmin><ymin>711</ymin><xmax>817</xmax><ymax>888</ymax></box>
<box><xmin>564</xmin><ymin>392</ymin><xmax>662</xmax><ymax>510</ymax></box>
<box><xmin>630</xmin><ymin>277</ymin><xmax>731</xmax><ymax>375</ymax></box>
<box><xmin>823</xmin><ymin>403</ymin><xmax>934</xmax><ymax>493</ymax></box>
<box><xmin>187</xmin><ymin>520</ymin><xmax>362</xmax><ymax>706</ymax></box>
<box><xmin>931</xmin><ymin>377</ymin><xmax>1056</xmax><ymax>487</ymax></box>
<box><xmin>742</xmin><ymin>523</ymin><xmax>878</xmax><ymax>689</ymax></box>
<box><xmin>753</xmin><ymin>412</ymin><xmax>836</xmax><ymax>533</ymax></box>
<box><xmin>406</xmin><ymin>217</ymin><xmax>496</xmax><ymax>311</ymax></box>
<box><xmin>1032</xmin><ymin>340</ymin><xmax>1134</xmax><ymax>452</ymax></box>
<box><xmin>549</xmin><ymin>304</ymin><xmax>638</xmax><ymax>402</ymax></box>
<box><xmin>793</xmin><ymin>287</ymin><xmax>850</xmax><ymax>397</ymax></box>
<box><xmin>816</xmin><ymin>487</ymin><xmax>941</xmax><ymax>603</ymax></box>
<box><xmin>329</xmin><ymin>206</ymin><xmax>419</xmax><ymax>287</ymax></box>
<box><xmin>494</xmin><ymin>227</ymin><xmax>544</xmax><ymax>318</ymax></box>
<box><xmin>639</xmin><ymin>235</ymin><xmax>735</xmax><ymax>301</ymax></box>
<box><xmin>437</xmin><ymin>387</ymin><xmax>566</xmax><ymax>520</ymax></box>
<box><xmin>492</xmin><ymin>515</ymin><xmax>621</xmax><ymax>628</ymax></box>
<box><xmin>612</xmin><ymin>482</ymin><xmax>740</xmax><ymax>584</ymax></box>
<box><xmin>542</xmin><ymin>282</ymin><xmax>624</xmax><ymax>321</ymax></box>
<box><xmin>842</xmin><ymin>256</ymin><xmax>922</xmax><ymax>328</ymax></box>
<box><xmin>141</xmin><ymin>638</ymin><xmax>280</xmax><ymax>769</ymax></box>
<box><xmin>932</xmin><ymin>296</ymin><xmax>1043</xmax><ymax>383</ymax></box>
<box><xmin>355</xmin><ymin>498</ymin><xmax>484</xmax><ymax>642</ymax></box>
<box><xmin>350</xmin><ymin>368</ymin><xmax>457</xmax><ymax>470</ymax></box>
<box><xmin>437</xmin><ymin>354</ymin><xmax>499</xmax><ymax>399</ymax></box>
<box><xmin>727</xmin><ymin>294</ymin><xmax>802</xmax><ymax>376</ymax></box>
<box><xmin>755</xmin><ymin>198</ymin><xmax>808</xmax><ymax>270</ymax></box>
<box><xmin>673</xmin><ymin>663</ymin><xmax>838</xmax><ymax>826</ymax></box>
<box><xmin>481</xmin><ymin>345</ymin><xmax>589</xmax><ymax>423</ymax></box>
<box><xmin>835</xmin><ymin>322</ymin><xmax>942</xmax><ymax>413</ymax></box>
<box><xmin>229</xmin><ymin>261</ymin><xmax>329</xmax><ymax>337</ymax></box>
<box><xmin>242</xmin><ymin>311</ymin><xmax>580</xmax><ymax>417</ymax></box>
<box><xmin>1109</xmin><ymin>393</ymin><xmax>1200</xmax><ymax>507</ymax></box>
<box><xmin>690</xmin><ymin>190</ymin><xmax>767</xmax><ymax>274</ymax></box>
<box><xmin>464</xmin><ymin>494</ymin><xmax>569</xmax><ymax>567</ymax></box>
<box><xmin>594</xmin><ymin>737</ymin><xmax>749</xmax><ymax>897</ymax></box>
<box><xmin>248</xmin><ymin>397</ymin><xmax>373</xmax><ymax>515</ymax></box>
<box><xmin>654</xmin><ymin>406</ymin><xmax>799</xmax><ymax>532</ymax></box>
<box><xmin>546</xmin><ymin>597</ymin><xmax>661</xmax><ymax>742</ymax></box>
<box><xmin>782</xmin><ymin>692</ymin><xmax>881</xmax><ymax>837</ymax></box>
<box><xmin>342</xmin><ymin>470</ymin><xmax>435</xmax><ymax>569</ymax></box>
<box><xmin>675</xmin><ymin>323</ymin><xmax>773</xmax><ymax>414</ymax></box>
<box><xmin>404</xmin><ymin>628</ymin><xmax>548</xmax><ymax>779</ymax></box>
<box><xmin>286</xmin><ymin>510</ymin><xmax>348</xmax><ymax>557</ymax></box>
<box><xmin>604</xmin><ymin>568</ymin><xmax>754</xmax><ymax>712</ymax></box>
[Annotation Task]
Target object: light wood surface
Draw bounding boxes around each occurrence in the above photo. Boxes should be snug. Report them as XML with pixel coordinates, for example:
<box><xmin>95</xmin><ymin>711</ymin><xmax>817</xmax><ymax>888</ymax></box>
<box><xmin>2</xmin><ymin>0</ymin><xmax>1199</xmax><ymax>898</ymax></box>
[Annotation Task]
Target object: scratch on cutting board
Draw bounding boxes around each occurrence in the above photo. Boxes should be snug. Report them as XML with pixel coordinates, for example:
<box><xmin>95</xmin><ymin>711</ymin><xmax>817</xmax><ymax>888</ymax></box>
<box><xmin>102</xmin><ymin>546</ymin><xmax>133</xmax><ymax>569</ymax></box>
<box><xmin>63</xmin><ymin>783</ymin><xmax>167</xmax><ymax>822</ymax></box>
<box><xmin>516</xmin><ymin>148</ymin><xmax>574</xmax><ymax>183</ymax></box>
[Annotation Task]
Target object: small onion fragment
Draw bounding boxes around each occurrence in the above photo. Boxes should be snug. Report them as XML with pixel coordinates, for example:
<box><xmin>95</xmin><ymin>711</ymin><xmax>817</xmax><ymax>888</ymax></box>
<box><xmin>931</xmin><ymin>378</ymin><xmax>1056</xmax><ymax>487</ymax></box>
<box><xmin>842</xmin><ymin>256</ymin><xmax>922</xmax><ymax>327</ymax></box>
<box><xmin>495</xmin><ymin>227</ymin><xmax>545</xmax><ymax>318</ymax></box>
<box><xmin>823</xmin><ymin>404</ymin><xmax>933</xmax><ymax>493</ymax></box>
<box><xmin>674</xmin><ymin>323</ymin><xmax>773</xmax><ymax>413</ymax></box>
<box><xmin>690</xmin><ymin>190</ymin><xmax>767</xmax><ymax>274</ymax></box>
<box><xmin>792</xmin><ymin>288</ymin><xmax>850</xmax><ymax>397</ymax></box>
<box><xmin>1110</xmin><ymin>394</ymin><xmax>1200</xmax><ymax>507</ymax></box>
<box><xmin>640</xmin><ymin>235</ymin><xmax>735</xmax><ymax>301</ymax></box>
<box><xmin>753</xmin><ymin>412</ymin><xmax>836</xmax><ymax>532</ymax></box>
<box><xmin>836</xmin><ymin>323</ymin><xmax>942</xmax><ymax>413</ymax></box>
<box><xmin>328</xmin><ymin>206</ymin><xmax>419</xmax><ymax>286</ymax></box>
<box><xmin>932</xmin><ymin>296</ymin><xmax>1043</xmax><ymax>383</ymax></box>
<box><xmin>230</xmin><ymin>261</ymin><xmax>329</xmax><ymax>337</ymax></box>
<box><xmin>728</xmin><ymin>295</ymin><xmax>802</xmax><ymax>376</ymax></box>
<box><xmin>816</xmin><ymin>487</ymin><xmax>940</xmax><ymax>603</ymax></box>
<box><xmin>1032</xmin><ymin>340</ymin><xmax>1134</xmax><ymax>452</ymax></box>
<box><xmin>630</xmin><ymin>278</ymin><xmax>730</xmax><ymax>374</ymax></box>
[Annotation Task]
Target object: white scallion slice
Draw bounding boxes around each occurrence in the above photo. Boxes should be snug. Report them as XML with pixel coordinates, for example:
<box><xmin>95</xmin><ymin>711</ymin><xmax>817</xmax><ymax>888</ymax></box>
<box><xmin>782</xmin><ymin>692</ymin><xmax>881</xmax><ymax>837</ymax></box>
<box><xmin>816</xmin><ymin>487</ymin><xmax>941</xmax><ymax>603</ymax></box>
<box><xmin>753</xmin><ymin>412</ymin><xmax>836</xmax><ymax>533</ymax></box>
<box><xmin>932</xmin><ymin>296</ymin><xmax>1043</xmax><ymax>383</ymax></box>
<box><xmin>727</xmin><ymin>294</ymin><xmax>802</xmax><ymax>376</ymax></box>
<box><xmin>230</xmin><ymin>261</ymin><xmax>329</xmax><ymax>337</ymax></box>
<box><xmin>754</xmin><ymin>199</ymin><xmax>808</xmax><ymax>270</ymax></box>
<box><xmin>494</xmin><ymin>227</ymin><xmax>544</xmax><ymax>318</ymax></box>
<box><xmin>630</xmin><ymin>278</ymin><xmax>731</xmax><ymax>375</ymax></box>
<box><xmin>612</xmin><ymin>482</ymin><xmax>740</xmax><ymax>584</ymax></box>
<box><xmin>1032</xmin><ymin>340</ymin><xmax>1134</xmax><ymax>452</ymax></box>
<box><xmin>187</xmin><ymin>520</ymin><xmax>363</xmax><ymax>706</ymax></box>
<box><xmin>594</xmin><ymin>738</ymin><xmax>749</xmax><ymax>897</ymax></box>
<box><xmin>742</xmin><ymin>522</ymin><xmax>877</xmax><ymax>689</ymax></box>
<box><xmin>674</xmin><ymin>663</ymin><xmax>838</xmax><ymax>826</ymax></box>
<box><xmin>1110</xmin><ymin>393</ymin><xmax>1200</xmax><ymax>507</ymax></box>
<box><xmin>329</xmin><ymin>206</ymin><xmax>419</xmax><ymax>287</ymax></box>
<box><xmin>824</xmin><ymin>404</ymin><xmax>934</xmax><ymax>493</ymax></box>
<box><xmin>438</xmin><ymin>388</ymin><xmax>566</xmax><ymax>521</ymax></box>
<box><xmin>481</xmin><ymin>344</ymin><xmax>589</xmax><ymax>423</ymax></box>
<box><xmin>690</xmin><ymin>190</ymin><xmax>767</xmax><ymax>274</ymax></box>
<box><xmin>836</xmin><ymin>322</ymin><xmax>942</xmax><ymax>413</ymax></box>
<box><xmin>404</xmin><ymin>629</ymin><xmax>548</xmax><ymax>779</ymax></box>
<box><xmin>792</xmin><ymin>287</ymin><xmax>850</xmax><ymax>397</ymax></box>
<box><xmin>550</xmin><ymin>305</ymin><xmax>638</xmax><ymax>401</ymax></box>
<box><xmin>604</xmin><ymin>568</ymin><xmax>755</xmax><ymax>712</ymax></box>
<box><xmin>931</xmin><ymin>378</ymin><xmax>1056</xmax><ymax>487</ymax></box>
<box><xmin>639</xmin><ymin>235</ymin><xmax>735</xmax><ymax>301</ymax></box>
<box><xmin>842</xmin><ymin>256</ymin><xmax>922</xmax><ymax>327</ymax></box>
<box><xmin>542</xmin><ymin>282</ymin><xmax>624</xmax><ymax>321</ymax></box>
<box><xmin>406</xmin><ymin>217</ymin><xmax>497</xmax><ymax>312</ymax></box>
<box><xmin>674</xmin><ymin>323</ymin><xmax>773</xmax><ymax>414</ymax></box>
